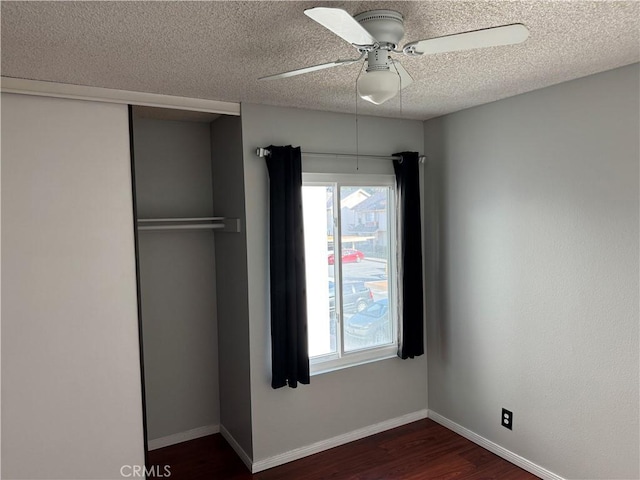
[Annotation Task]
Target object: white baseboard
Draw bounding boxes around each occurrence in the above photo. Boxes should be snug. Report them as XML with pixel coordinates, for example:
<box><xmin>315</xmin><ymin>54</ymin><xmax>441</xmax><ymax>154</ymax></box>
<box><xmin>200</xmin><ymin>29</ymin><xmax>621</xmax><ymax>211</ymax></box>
<box><xmin>427</xmin><ymin>410</ymin><xmax>564</xmax><ymax>480</ymax></box>
<box><xmin>251</xmin><ymin>409</ymin><xmax>429</xmax><ymax>473</ymax></box>
<box><xmin>148</xmin><ymin>424</ymin><xmax>220</xmax><ymax>451</ymax></box>
<box><xmin>220</xmin><ymin>424</ymin><xmax>253</xmax><ymax>471</ymax></box>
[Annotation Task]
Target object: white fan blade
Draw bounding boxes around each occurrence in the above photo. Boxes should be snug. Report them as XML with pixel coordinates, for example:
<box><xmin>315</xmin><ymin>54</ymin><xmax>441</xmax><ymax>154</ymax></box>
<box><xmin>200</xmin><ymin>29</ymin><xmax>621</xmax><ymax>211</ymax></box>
<box><xmin>259</xmin><ymin>59</ymin><xmax>359</xmax><ymax>81</ymax></box>
<box><xmin>404</xmin><ymin>24</ymin><xmax>529</xmax><ymax>55</ymax></box>
<box><xmin>391</xmin><ymin>59</ymin><xmax>414</xmax><ymax>89</ymax></box>
<box><xmin>305</xmin><ymin>7</ymin><xmax>377</xmax><ymax>47</ymax></box>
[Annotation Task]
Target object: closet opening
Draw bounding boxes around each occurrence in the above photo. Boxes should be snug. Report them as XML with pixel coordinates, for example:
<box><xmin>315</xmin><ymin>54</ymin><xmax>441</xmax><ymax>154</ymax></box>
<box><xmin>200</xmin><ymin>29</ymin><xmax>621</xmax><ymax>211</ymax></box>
<box><xmin>129</xmin><ymin>105</ymin><xmax>242</xmax><ymax>472</ymax></box>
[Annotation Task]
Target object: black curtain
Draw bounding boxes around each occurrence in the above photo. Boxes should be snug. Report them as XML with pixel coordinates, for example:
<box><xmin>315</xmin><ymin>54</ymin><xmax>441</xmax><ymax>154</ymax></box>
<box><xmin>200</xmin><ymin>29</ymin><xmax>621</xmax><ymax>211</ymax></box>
<box><xmin>393</xmin><ymin>152</ymin><xmax>425</xmax><ymax>359</ymax></box>
<box><xmin>265</xmin><ymin>145</ymin><xmax>310</xmax><ymax>388</ymax></box>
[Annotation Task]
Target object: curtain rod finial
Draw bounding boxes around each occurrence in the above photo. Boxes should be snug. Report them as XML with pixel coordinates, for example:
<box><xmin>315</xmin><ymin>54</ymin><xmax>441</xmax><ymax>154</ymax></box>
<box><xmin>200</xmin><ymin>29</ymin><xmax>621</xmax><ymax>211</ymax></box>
<box><xmin>257</xmin><ymin>147</ymin><xmax>270</xmax><ymax>158</ymax></box>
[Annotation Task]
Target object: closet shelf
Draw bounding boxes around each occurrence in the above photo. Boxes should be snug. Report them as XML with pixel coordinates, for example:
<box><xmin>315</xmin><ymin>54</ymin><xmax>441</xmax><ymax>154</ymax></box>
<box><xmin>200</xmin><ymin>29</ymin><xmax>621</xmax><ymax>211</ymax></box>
<box><xmin>136</xmin><ymin>217</ymin><xmax>241</xmax><ymax>233</ymax></box>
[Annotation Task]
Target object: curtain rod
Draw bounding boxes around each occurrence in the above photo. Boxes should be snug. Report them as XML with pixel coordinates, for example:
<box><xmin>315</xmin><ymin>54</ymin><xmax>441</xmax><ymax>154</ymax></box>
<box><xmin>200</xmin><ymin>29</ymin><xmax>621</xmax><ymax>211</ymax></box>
<box><xmin>255</xmin><ymin>147</ymin><xmax>425</xmax><ymax>163</ymax></box>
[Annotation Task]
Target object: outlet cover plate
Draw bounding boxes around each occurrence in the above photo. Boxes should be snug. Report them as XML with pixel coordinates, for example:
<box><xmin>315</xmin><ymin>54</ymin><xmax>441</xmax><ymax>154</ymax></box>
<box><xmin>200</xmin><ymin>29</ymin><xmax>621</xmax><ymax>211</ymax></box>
<box><xmin>502</xmin><ymin>408</ymin><xmax>513</xmax><ymax>430</ymax></box>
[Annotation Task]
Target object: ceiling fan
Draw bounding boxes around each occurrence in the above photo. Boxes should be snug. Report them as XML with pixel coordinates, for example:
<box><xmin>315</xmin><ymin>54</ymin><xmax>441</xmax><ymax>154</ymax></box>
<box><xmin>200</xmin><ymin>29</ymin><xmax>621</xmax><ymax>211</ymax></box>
<box><xmin>259</xmin><ymin>7</ymin><xmax>529</xmax><ymax>105</ymax></box>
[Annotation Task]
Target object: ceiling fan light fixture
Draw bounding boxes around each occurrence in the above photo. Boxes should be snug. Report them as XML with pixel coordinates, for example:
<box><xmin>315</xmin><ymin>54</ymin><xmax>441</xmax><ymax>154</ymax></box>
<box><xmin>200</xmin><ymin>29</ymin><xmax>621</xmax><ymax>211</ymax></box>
<box><xmin>261</xmin><ymin>7</ymin><xmax>531</xmax><ymax>106</ymax></box>
<box><xmin>357</xmin><ymin>69</ymin><xmax>400</xmax><ymax>105</ymax></box>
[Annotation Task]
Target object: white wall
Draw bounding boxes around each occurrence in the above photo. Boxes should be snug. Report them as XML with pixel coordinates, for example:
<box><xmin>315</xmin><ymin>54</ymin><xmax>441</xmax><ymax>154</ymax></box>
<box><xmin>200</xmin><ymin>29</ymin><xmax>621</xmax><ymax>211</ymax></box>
<box><xmin>240</xmin><ymin>103</ymin><xmax>427</xmax><ymax>463</ymax></box>
<box><xmin>423</xmin><ymin>64</ymin><xmax>639</xmax><ymax>479</ymax></box>
<box><xmin>132</xmin><ymin>117</ymin><xmax>220</xmax><ymax>443</ymax></box>
<box><xmin>1</xmin><ymin>93</ymin><xmax>145</xmax><ymax>479</ymax></box>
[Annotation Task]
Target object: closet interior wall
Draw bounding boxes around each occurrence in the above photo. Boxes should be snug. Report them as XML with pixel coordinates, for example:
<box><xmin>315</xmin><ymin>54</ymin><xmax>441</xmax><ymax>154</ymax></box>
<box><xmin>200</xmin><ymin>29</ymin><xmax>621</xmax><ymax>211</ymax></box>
<box><xmin>131</xmin><ymin>107</ymin><xmax>223</xmax><ymax>447</ymax></box>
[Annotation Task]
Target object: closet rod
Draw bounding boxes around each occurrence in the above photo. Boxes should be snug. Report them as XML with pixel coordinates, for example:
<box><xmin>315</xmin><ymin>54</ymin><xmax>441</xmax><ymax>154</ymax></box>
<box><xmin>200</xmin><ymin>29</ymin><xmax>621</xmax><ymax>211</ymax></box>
<box><xmin>255</xmin><ymin>147</ymin><xmax>426</xmax><ymax>163</ymax></box>
<box><xmin>137</xmin><ymin>217</ymin><xmax>224</xmax><ymax>223</ymax></box>
<box><xmin>138</xmin><ymin>224</ymin><xmax>225</xmax><ymax>231</ymax></box>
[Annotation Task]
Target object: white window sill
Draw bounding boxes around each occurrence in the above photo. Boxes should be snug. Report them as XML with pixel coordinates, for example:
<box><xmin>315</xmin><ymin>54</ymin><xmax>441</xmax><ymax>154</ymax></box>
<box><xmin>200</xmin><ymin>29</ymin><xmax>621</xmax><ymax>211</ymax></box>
<box><xmin>309</xmin><ymin>344</ymin><xmax>398</xmax><ymax>376</ymax></box>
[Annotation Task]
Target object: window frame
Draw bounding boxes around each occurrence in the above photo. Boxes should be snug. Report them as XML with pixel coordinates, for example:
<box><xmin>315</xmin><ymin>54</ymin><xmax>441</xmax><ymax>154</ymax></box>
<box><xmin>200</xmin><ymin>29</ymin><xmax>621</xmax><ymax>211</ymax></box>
<box><xmin>303</xmin><ymin>173</ymin><xmax>399</xmax><ymax>375</ymax></box>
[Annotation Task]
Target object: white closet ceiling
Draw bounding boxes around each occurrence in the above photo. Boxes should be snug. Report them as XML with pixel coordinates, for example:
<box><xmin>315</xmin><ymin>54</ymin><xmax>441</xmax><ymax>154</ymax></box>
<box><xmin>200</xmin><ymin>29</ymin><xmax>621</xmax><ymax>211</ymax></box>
<box><xmin>2</xmin><ymin>1</ymin><xmax>638</xmax><ymax>120</ymax></box>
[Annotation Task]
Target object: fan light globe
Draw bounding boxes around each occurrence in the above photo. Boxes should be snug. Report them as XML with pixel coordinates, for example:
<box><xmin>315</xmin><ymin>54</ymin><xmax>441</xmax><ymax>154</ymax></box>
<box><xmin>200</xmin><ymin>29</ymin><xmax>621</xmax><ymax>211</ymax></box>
<box><xmin>357</xmin><ymin>70</ymin><xmax>400</xmax><ymax>105</ymax></box>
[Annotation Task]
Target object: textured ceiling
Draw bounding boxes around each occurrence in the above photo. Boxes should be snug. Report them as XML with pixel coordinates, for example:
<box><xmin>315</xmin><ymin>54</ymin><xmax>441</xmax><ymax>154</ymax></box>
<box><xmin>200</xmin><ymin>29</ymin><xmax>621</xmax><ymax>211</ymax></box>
<box><xmin>2</xmin><ymin>1</ymin><xmax>639</xmax><ymax>120</ymax></box>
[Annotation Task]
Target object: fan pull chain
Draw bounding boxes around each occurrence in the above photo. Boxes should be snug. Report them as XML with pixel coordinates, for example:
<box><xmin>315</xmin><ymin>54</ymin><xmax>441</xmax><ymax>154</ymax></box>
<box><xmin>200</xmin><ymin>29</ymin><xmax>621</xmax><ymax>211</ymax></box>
<box><xmin>354</xmin><ymin>61</ymin><xmax>366</xmax><ymax>172</ymax></box>
<box><xmin>392</xmin><ymin>59</ymin><xmax>403</xmax><ymax>118</ymax></box>
<box><xmin>399</xmin><ymin>69</ymin><xmax>403</xmax><ymax>117</ymax></box>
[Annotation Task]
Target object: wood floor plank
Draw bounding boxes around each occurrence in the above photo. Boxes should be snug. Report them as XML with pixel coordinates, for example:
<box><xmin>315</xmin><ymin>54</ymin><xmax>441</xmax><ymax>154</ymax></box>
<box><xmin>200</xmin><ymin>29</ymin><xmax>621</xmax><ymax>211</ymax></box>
<box><xmin>147</xmin><ymin>419</ymin><xmax>539</xmax><ymax>479</ymax></box>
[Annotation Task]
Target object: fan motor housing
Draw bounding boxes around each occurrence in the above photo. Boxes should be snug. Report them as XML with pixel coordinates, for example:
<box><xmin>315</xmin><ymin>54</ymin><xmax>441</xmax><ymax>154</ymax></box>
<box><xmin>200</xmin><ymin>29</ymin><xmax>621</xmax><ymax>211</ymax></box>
<box><xmin>365</xmin><ymin>49</ymin><xmax>391</xmax><ymax>72</ymax></box>
<box><xmin>354</xmin><ymin>10</ymin><xmax>405</xmax><ymax>46</ymax></box>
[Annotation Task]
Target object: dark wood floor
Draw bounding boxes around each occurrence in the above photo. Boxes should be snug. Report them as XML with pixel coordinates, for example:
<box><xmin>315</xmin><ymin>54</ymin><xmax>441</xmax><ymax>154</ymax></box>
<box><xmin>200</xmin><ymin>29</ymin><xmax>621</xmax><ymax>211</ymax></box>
<box><xmin>148</xmin><ymin>419</ymin><xmax>539</xmax><ymax>479</ymax></box>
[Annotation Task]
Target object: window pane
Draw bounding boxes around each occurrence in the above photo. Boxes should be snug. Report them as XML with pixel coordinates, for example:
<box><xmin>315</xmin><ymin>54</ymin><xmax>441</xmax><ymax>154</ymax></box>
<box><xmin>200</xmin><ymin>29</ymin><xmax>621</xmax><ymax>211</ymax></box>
<box><xmin>341</xmin><ymin>186</ymin><xmax>393</xmax><ymax>352</ymax></box>
<box><xmin>302</xmin><ymin>185</ymin><xmax>336</xmax><ymax>357</ymax></box>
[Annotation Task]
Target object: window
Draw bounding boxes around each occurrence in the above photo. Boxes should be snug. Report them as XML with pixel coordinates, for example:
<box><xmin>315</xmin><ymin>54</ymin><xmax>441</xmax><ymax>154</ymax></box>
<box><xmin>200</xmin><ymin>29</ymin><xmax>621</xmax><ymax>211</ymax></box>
<box><xmin>302</xmin><ymin>174</ymin><xmax>397</xmax><ymax>374</ymax></box>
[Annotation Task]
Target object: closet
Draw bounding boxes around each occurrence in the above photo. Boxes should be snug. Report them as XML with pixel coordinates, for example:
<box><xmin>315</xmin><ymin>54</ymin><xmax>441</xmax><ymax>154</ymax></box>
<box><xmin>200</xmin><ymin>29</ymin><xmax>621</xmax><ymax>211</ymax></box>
<box><xmin>130</xmin><ymin>106</ymin><xmax>241</xmax><ymax>452</ymax></box>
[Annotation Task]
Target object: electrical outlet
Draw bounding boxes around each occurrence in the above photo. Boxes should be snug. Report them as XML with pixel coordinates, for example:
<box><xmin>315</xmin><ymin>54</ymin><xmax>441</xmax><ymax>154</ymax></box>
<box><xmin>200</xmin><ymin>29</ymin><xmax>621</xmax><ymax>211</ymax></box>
<box><xmin>501</xmin><ymin>408</ymin><xmax>513</xmax><ymax>430</ymax></box>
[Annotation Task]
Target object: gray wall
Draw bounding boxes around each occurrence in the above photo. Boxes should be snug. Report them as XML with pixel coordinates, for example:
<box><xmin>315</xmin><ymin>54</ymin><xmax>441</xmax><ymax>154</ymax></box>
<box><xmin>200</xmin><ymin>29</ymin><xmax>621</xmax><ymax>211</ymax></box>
<box><xmin>240</xmin><ymin>103</ymin><xmax>428</xmax><ymax>462</ymax></box>
<box><xmin>133</xmin><ymin>117</ymin><xmax>220</xmax><ymax>441</ymax></box>
<box><xmin>1</xmin><ymin>93</ymin><xmax>145</xmax><ymax>479</ymax></box>
<box><xmin>423</xmin><ymin>64</ymin><xmax>639</xmax><ymax>479</ymax></box>
<box><xmin>211</xmin><ymin>116</ymin><xmax>254</xmax><ymax>457</ymax></box>
<box><xmin>133</xmin><ymin>118</ymin><xmax>216</xmax><ymax>218</ymax></box>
